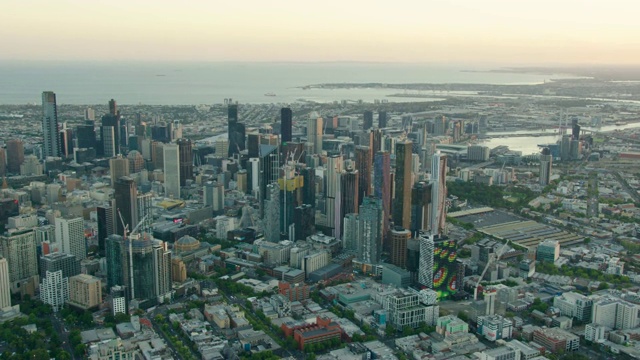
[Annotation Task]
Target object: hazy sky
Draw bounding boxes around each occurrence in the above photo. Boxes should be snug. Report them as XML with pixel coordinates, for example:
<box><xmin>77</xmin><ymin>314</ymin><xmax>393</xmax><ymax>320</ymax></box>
<box><xmin>2</xmin><ymin>0</ymin><xmax>639</xmax><ymax>65</ymax></box>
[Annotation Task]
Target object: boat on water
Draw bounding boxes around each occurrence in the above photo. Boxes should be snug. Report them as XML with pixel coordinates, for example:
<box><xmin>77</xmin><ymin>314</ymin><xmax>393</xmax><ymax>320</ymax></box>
<box><xmin>264</xmin><ymin>93</ymin><xmax>276</xmax><ymax>97</ymax></box>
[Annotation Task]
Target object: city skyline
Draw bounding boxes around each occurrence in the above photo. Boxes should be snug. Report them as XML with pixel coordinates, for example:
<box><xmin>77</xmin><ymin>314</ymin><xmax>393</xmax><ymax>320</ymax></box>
<box><xmin>2</xmin><ymin>0</ymin><xmax>640</xmax><ymax>65</ymax></box>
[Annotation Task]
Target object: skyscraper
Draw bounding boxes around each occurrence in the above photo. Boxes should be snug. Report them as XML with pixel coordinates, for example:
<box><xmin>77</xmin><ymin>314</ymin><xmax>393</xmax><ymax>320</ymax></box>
<box><xmin>0</xmin><ymin>257</ymin><xmax>10</xmax><ymax>309</ymax></box>
<box><xmin>259</xmin><ymin>144</ymin><xmax>280</xmax><ymax>203</ymax></box>
<box><xmin>363</xmin><ymin>111</ymin><xmax>373</xmax><ymax>131</ymax></box>
<box><xmin>177</xmin><ymin>138</ymin><xmax>193</xmax><ymax>186</ymax></box>
<box><xmin>109</xmin><ymin>155</ymin><xmax>130</xmax><ymax>185</ymax></box>
<box><xmin>228</xmin><ymin>104</ymin><xmax>246</xmax><ymax>157</ymax></box>
<box><xmin>355</xmin><ymin>146</ymin><xmax>372</xmax><ymax>205</ymax></box>
<box><xmin>411</xmin><ymin>181</ymin><xmax>432</xmax><ymax>236</ymax></box>
<box><xmin>307</xmin><ymin>115</ymin><xmax>323</xmax><ymax>155</ymax></box>
<box><xmin>263</xmin><ymin>183</ymin><xmax>281</xmax><ymax>242</ymax></box>
<box><xmin>430</xmin><ymin>152</ymin><xmax>448</xmax><ymax>236</ymax></box>
<box><xmin>97</xmin><ymin>203</ymin><xmax>115</xmax><ymax>255</ymax></box>
<box><xmin>378</xmin><ymin>111</ymin><xmax>388</xmax><ymax>129</ymax></box>
<box><xmin>325</xmin><ymin>154</ymin><xmax>343</xmax><ymax>236</ymax></box>
<box><xmin>281</xmin><ymin>107</ymin><xmax>293</xmax><ymax>143</ymax></box>
<box><xmin>152</xmin><ymin>239</ymin><xmax>172</xmax><ymax>302</ymax></box>
<box><xmin>0</xmin><ymin>229</ymin><xmax>38</xmax><ymax>291</ymax></box>
<box><xmin>418</xmin><ymin>233</ymin><xmax>435</xmax><ymax>287</ymax></box>
<box><xmin>40</xmin><ymin>270</ymin><xmax>68</xmax><ymax>312</ymax></box>
<box><xmin>105</xmin><ymin>234</ymin><xmax>125</xmax><ymax>289</ymax></box>
<box><xmin>6</xmin><ymin>139</ymin><xmax>24</xmax><ymax>174</ymax></box>
<box><xmin>357</xmin><ymin>197</ymin><xmax>383</xmax><ymax>264</ymax></box>
<box><xmin>101</xmin><ymin>99</ymin><xmax>121</xmax><ymax>157</ymax></box>
<box><xmin>390</xmin><ymin>227</ymin><xmax>411</xmax><ymax>269</ymax></box>
<box><xmin>339</xmin><ymin>166</ymin><xmax>359</xmax><ymax>238</ymax></box>
<box><xmin>163</xmin><ymin>143</ymin><xmax>180</xmax><ymax>199</ymax></box>
<box><xmin>114</xmin><ymin>177</ymin><xmax>138</xmax><ymax>237</ymax></box>
<box><xmin>374</xmin><ymin>151</ymin><xmax>391</xmax><ymax>239</ymax></box>
<box><xmin>203</xmin><ymin>181</ymin><xmax>225</xmax><ymax>213</ymax></box>
<box><xmin>55</xmin><ymin>216</ymin><xmax>86</xmax><ymax>261</ymax></box>
<box><xmin>42</xmin><ymin>91</ymin><xmax>61</xmax><ymax>158</ymax></box>
<box><xmin>75</xmin><ymin>121</ymin><xmax>97</xmax><ymax>150</ymax></box>
<box><xmin>393</xmin><ymin>140</ymin><xmax>413</xmax><ymax>229</ymax></box>
<box><xmin>539</xmin><ymin>148</ymin><xmax>552</xmax><ymax>186</ymax></box>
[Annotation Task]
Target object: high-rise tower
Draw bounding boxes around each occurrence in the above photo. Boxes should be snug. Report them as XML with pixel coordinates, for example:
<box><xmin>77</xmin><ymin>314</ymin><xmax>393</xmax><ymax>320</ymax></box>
<box><xmin>430</xmin><ymin>152</ymin><xmax>448</xmax><ymax>236</ymax></box>
<box><xmin>281</xmin><ymin>107</ymin><xmax>293</xmax><ymax>143</ymax></box>
<box><xmin>55</xmin><ymin>217</ymin><xmax>86</xmax><ymax>261</ymax></box>
<box><xmin>163</xmin><ymin>143</ymin><xmax>180</xmax><ymax>199</ymax></box>
<box><xmin>307</xmin><ymin>115</ymin><xmax>323</xmax><ymax>155</ymax></box>
<box><xmin>114</xmin><ymin>177</ymin><xmax>138</xmax><ymax>237</ymax></box>
<box><xmin>393</xmin><ymin>140</ymin><xmax>413</xmax><ymax>229</ymax></box>
<box><xmin>177</xmin><ymin>138</ymin><xmax>193</xmax><ymax>186</ymax></box>
<box><xmin>355</xmin><ymin>146</ymin><xmax>372</xmax><ymax>205</ymax></box>
<box><xmin>0</xmin><ymin>257</ymin><xmax>11</xmax><ymax>309</ymax></box>
<box><xmin>418</xmin><ymin>232</ymin><xmax>435</xmax><ymax>287</ymax></box>
<box><xmin>374</xmin><ymin>151</ymin><xmax>391</xmax><ymax>239</ymax></box>
<box><xmin>539</xmin><ymin>148</ymin><xmax>552</xmax><ymax>186</ymax></box>
<box><xmin>228</xmin><ymin>104</ymin><xmax>245</xmax><ymax>157</ymax></box>
<box><xmin>363</xmin><ymin>111</ymin><xmax>373</xmax><ymax>131</ymax></box>
<box><xmin>42</xmin><ymin>91</ymin><xmax>61</xmax><ymax>158</ymax></box>
<box><xmin>6</xmin><ymin>139</ymin><xmax>24</xmax><ymax>174</ymax></box>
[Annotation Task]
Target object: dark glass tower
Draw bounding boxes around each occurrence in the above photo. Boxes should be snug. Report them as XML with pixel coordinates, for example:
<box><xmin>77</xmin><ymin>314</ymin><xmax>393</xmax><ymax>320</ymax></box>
<box><xmin>378</xmin><ymin>111</ymin><xmax>388</xmax><ymax>129</ymax></box>
<box><xmin>411</xmin><ymin>181</ymin><xmax>432</xmax><ymax>236</ymax></box>
<box><xmin>355</xmin><ymin>146</ymin><xmax>371</xmax><ymax>205</ymax></box>
<box><xmin>177</xmin><ymin>138</ymin><xmax>193</xmax><ymax>186</ymax></box>
<box><xmin>393</xmin><ymin>140</ymin><xmax>413</xmax><ymax>229</ymax></box>
<box><xmin>281</xmin><ymin>107</ymin><xmax>293</xmax><ymax>143</ymax></box>
<box><xmin>339</xmin><ymin>167</ymin><xmax>359</xmax><ymax>227</ymax></box>
<box><xmin>363</xmin><ymin>111</ymin><xmax>373</xmax><ymax>131</ymax></box>
<box><xmin>114</xmin><ymin>177</ymin><xmax>138</xmax><ymax>236</ymax></box>
<box><xmin>106</xmin><ymin>234</ymin><xmax>125</xmax><ymax>289</ymax></box>
<box><xmin>97</xmin><ymin>204</ymin><xmax>115</xmax><ymax>255</ymax></box>
<box><xmin>228</xmin><ymin>104</ymin><xmax>245</xmax><ymax>157</ymax></box>
<box><xmin>76</xmin><ymin>121</ymin><xmax>97</xmax><ymax>149</ymax></box>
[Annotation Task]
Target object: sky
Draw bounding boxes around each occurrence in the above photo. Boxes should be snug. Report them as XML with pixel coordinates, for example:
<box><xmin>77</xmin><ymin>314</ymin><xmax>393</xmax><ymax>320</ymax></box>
<box><xmin>2</xmin><ymin>0</ymin><xmax>640</xmax><ymax>65</ymax></box>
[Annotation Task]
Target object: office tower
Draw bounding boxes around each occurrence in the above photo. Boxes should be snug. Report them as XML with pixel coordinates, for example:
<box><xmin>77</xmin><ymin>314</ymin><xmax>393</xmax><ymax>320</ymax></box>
<box><xmin>0</xmin><ymin>257</ymin><xmax>10</xmax><ymax>309</ymax></box>
<box><xmin>151</xmin><ymin>123</ymin><xmax>170</xmax><ymax>143</ymax></box>
<box><xmin>560</xmin><ymin>134</ymin><xmax>571</xmax><ymax>161</ymax></box>
<box><xmin>357</xmin><ymin>197</ymin><xmax>383</xmax><ymax>264</ymax></box>
<box><xmin>393</xmin><ymin>140</ymin><xmax>413</xmax><ymax>229</ymax></box>
<box><xmin>85</xmin><ymin>107</ymin><xmax>95</xmax><ymax>121</ymax></box>
<box><xmin>59</xmin><ymin>123</ymin><xmax>73</xmax><ymax>158</ymax></box>
<box><xmin>363</xmin><ymin>111</ymin><xmax>373</xmax><ymax>131</ymax></box>
<box><xmin>281</xmin><ymin>107</ymin><xmax>293</xmax><ymax>143</ymax></box>
<box><xmin>114</xmin><ymin>177</ymin><xmax>138</xmax><ymax>237</ymax></box>
<box><xmin>127</xmin><ymin>150</ymin><xmax>144</xmax><ymax>173</ymax></box>
<box><xmin>177</xmin><ymin>138</ymin><xmax>193</xmax><ymax>186</ymax></box>
<box><xmin>109</xmin><ymin>155</ymin><xmax>130</xmax><ymax>184</ymax></box>
<box><xmin>263</xmin><ymin>184</ymin><xmax>281</xmax><ymax>242</ymax></box>
<box><xmin>228</xmin><ymin>104</ymin><xmax>246</xmax><ymax>157</ymax></box>
<box><xmin>247</xmin><ymin>133</ymin><xmax>260</xmax><ymax>158</ymax></box>
<box><xmin>325</xmin><ymin>154</ymin><xmax>343</xmax><ymax>236</ymax></box>
<box><xmin>163</xmin><ymin>144</ymin><xmax>180</xmax><ymax>198</ymax></box>
<box><xmin>41</xmin><ymin>91</ymin><xmax>61</xmax><ymax>158</ymax></box>
<box><xmin>411</xmin><ymin>181</ymin><xmax>432</xmax><ymax>236</ymax></box>
<box><xmin>127</xmin><ymin>236</ymin><xmax>155</xmax><ymax>301</ymax></box>
<box><xmin>539</xmin><ymin>148</ymin><xmax>552</xmax><ymax>186</ymax></box>
<box><xmin>151</xmin><ymin>141</ymin><xmax>164</xmax><ymax>170</ymax></box>
<box><xmin>101</xmin><ymin>101</ymin><xmax>121</xmax><ymax>157</ymax></box>
<box><xmin>39</xmin><ymin>252</ymin><xmax>80</xmax><ymax>280</ymax></box>
<box><xmin>203</xmin><ymin>181</ymin><xmax>225</xmax><ymax>213</ymax></box>
<box><xmin>40</xmin><ymin>270</ymin><xmax>68</xmax><ymax>312</ymax></box>
<box><xmin>537</xmin><ymin>240</ymin><xmax>560</xmax><ymax>263</ymax></box>
<box><xmin>106</xmin><ymin>235</ymin><xmax>125</xmax><ymax>289</ymax></box>
<box><xmin>68</xmin><ymin>274</ymin><xmax>102</xmax><ymax>310</ymax></box>
<box><xmin>418</xmin><ymin>232</ymin><xmax>435</xmax><ymax>287</ymax></box>
<box><xmin>259</xmin><ymin>145</ymin><xmax>280</xmax><ymax>202</ymax></box>
<box><xmin>170</xmin><ymin>120</ymin><xmax>182</xmax><ymax>141</ymax></box>
<box><xmin>378</xmin><ymin>111</ymin><xmax>388</xmax><ymax>129</ymax></box>
<box><xmin>293</xmin><ymin>204</ymin><xmax>315</xmax><ymax>241</ymax></box>
<box><xmin>339</xmin><ymin>166</ymin><xmax>359</xmax><ymax>238</ymax></box>
<box><xmin>55</xmin><ymin>216</ymin><xmax>86</xmax><ymax>261</ymax></box>
<box><xmin>0</xmin><ymin>148</ymin><xmax>5</xmax><ymax>177</ymax></box>
<box><xmin>0</xmin><ymin>230</ymin><xmax>38</xmax><ymax>290</ymax></box>
<box><xmin>6</xmin><ymin>139</ymin><xmax>24</xmax><ymax>174</ymax></box>
<box><xmin>300</xmin><ymin>167</ymin><xmax>316</xmax><ymax>206</ymax></box>
<box><xmin>355</xmin><ymin>146</ymin><xmax>372</xmax><ymax>205</ymax></box>
<box><xmin>152</xmin><ymin>240</ymin><xmax>172</xmax><ymax>302</ymax></box>
<box><xmin>20</xmin><ymin>155</ymin><xmax>43</xmax><ymax>176</ymax></box>
<box><xmin>342</xmin><ymin>214</ymin><xmax>358</xmax><ymax>251</ymax></box>
<box><xmin>236</xmin><ymin>170</ymin><xmax>247</xmax><ymax>193</ymax></box>
<box><xmin>484</xmin><ymin>290</ymin><xmax>497</xmax><ymax>316</ymax></box>
<box><xmin>434</xmin><ymin>116</ymin><xmax>446</xmax><ymax>136</ymax></box>
<box><xmin>374</xmin><ymin>151</ymin><xmax>391</xmax><ymax>238</ymax></box>
<box><xmin>307</xmin><ymin>115</ymin><xmax>323</xmax><ymax>155</ymax></box>
<box><xmin>97</xmin><ymin>204</ymin><xmax>115</xmax><ymax>254</ymax></box>
<box><xmin>572</xmin><ymin>118</ymin><xmax>580</xmax><ymax>140</ymax></box>
<box><xmin>279</xmin><ymin>165</ymin><xmax>303</xmax><ymax>236</ymax></box>
<box><xmin>76</xmin><ymin>121</ymin><xmax>97</xmax><ymax>150</ymax></box>
<box><xmin>430</xmin><ymin>152</ymin><xmax>447</xmax><ymax>236</ymax></box>
<box><xmin>390</xmin><ymin>227</ymin><xmax>411</xmax><ymax>269</ymax></box>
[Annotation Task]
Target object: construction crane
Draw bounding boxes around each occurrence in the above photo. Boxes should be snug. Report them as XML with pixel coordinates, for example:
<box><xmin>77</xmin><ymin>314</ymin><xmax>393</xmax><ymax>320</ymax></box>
<box><xmin>117</xmin><ymin>212</ymin><xmax>149</xmax><ymax>301</ymax></box>
<box><xmin>473</xmin><ymin>239</ymin><xmax>512</xmax><ymax>300</ymax></box>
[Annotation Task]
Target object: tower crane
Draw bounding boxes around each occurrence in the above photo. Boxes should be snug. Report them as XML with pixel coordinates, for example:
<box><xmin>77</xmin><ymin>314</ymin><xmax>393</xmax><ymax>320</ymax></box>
<box><xmin>473</xmin><ymin>239</ymin><xmax>512</xmax><ymax>301</ymax></box>
<box><xmin>117</xmin><ymin>212</ymin><xmax>149</xmax><ymax>301</ymax></box>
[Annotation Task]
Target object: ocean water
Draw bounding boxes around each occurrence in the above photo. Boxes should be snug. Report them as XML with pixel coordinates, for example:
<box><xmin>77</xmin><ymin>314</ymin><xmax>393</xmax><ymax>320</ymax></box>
<box><xmin>0</xmin><ymin>62</ymin><xmax>572</xmax><ymax>105</ymax></box>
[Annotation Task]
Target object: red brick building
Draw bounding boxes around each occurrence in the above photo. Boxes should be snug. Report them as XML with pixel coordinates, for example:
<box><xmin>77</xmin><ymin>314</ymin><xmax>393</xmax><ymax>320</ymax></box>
<box><xmin>281</xmin><ymin>316</ymin><xmax>342</xmax><ymax>350</ymax></box>
<box><xmin>278</xmin><ymin>281</ymin><xmax>310</xmax><ymax>302</ymax></box>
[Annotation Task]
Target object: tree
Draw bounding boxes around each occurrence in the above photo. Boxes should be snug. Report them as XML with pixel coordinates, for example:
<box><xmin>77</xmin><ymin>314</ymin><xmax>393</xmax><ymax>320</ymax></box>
<box><xmin>457</xmin><ymin>311</ymin><xmax>469</xmax><ymax>322</ymax></box>
<box><xmin>74</xmin><ymin>343</ymin><xmax>86</xmax><ymax>357</ymax></box>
